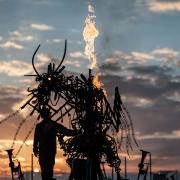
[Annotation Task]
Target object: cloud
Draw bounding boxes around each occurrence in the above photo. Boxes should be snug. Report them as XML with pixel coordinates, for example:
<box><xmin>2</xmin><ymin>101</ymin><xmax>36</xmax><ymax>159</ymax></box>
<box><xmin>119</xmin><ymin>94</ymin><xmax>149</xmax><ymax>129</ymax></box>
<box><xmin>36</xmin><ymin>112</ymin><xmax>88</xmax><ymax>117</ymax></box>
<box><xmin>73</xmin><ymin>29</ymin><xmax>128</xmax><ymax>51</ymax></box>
<box><xmin>9</xmin><ymin>31</ymin><xmax>34</xmax><ymax>42</ymax></box>
<box><xmin>0</xmin><ymin>41</ymin><xmax>24</xmax><ymax>49</ymax></box>
<box><xmin>0</xmin><ymin>60</ymin><xmax>32</xmax><ymax>76</ymax></box>
<box><xmin>31</xmin><ymin>23</ymin><xmax>54</xmax><ymax>31</ymax></box>
<box><xmin>0</xmin><ymin>36</ymin><xmax>2</xmax><ymax>41</ymax></box>
<box><xmin>103</xmin><ymin>50</ymin><xmax>155</xmax><ymax>67</ymax></box>
<box><xmin>131</xmin><ymin>51</ymin><xmax>154</xmax><ymax>61</ymax></box>
<box><xmin>0</xmin><ymin>31</ymin><xmax>34</xmax><ymax>51</ymax></box>
<box><xmin>166</xmin><ymin>91</ymin><xmax>180</xmax><ymax>102</ymax></box>
<box><xmin>100</xmin><ymin>48</ymin><xmax>180</xmax><ymax>71</ymax></box>
<box><xmin>137</xmin><ymin>130</ymin><xmax>180</xmax><ymax>140</ymax></box>
<box><xmin>0</xmin><ymin>86</ymin><xmax>24</xmax><ymax>114</ymax></box>
<box><xmin>0</xmin><ymin>86</ymin><xmax>22</xmax><ymax>98</ymax></box>
<box><xmin>125</xmin><ymin>96</ymin><xmax>154</xmax><ymax>108</ymax></box>
<box><xmin>46</xmin><ymin>38</ymin><xmax>64</xmax><ymax>44</ymax></box>
<box><xmin>0</xmin><ymin>139</ymin><xmax>33</xmax><ymax>145</ymax></box>
<box><xmin>128</xmin><ymin>65</ymin><xmax>172</xmax><ymax>79</ymax></box>
<box><xmin>152</xmin><ymin>48</ymin><xmax>179</xmax><ymax>56</ymax></box>
<box><xmin>64</xmin><ymin>60</ymin><xmax>81</xmax><ymax>67</ymax></box>
<box><xmin>36</xmin><ymin>53</ymin><xmax>50</xmax><ymax>63</ymax></box>
<box><xmin>69</xmin><ymin>51</ymin><xmax>86</xmax><ymax>59</ymax></box>
<box><xmin>52</xmin><ymin>38</ymin><xmax>64</xmax><ymax>43</ymax></box>
<box><xmin>101</xmin><ymin>64</ymin><xmax>180</xmax><ymax>134</ymax></box>
<box><xmin>148</xmin><ymin>0</ymin><xmax>180</xmax><ymax>12</ymax></box>
<box><xmin>99</xmin><ymin>50</ymin><xmax>134</xmax><ymax>71</ymax></box>
<box><xmin>0</xmin><ymin>47</ymin><xmax>180</xmax><ymax>172</ymax></box>
<box><xmin>99</xmin><ymin>56</ymin><xmax>122</xmax><ymax>72</ymax></box>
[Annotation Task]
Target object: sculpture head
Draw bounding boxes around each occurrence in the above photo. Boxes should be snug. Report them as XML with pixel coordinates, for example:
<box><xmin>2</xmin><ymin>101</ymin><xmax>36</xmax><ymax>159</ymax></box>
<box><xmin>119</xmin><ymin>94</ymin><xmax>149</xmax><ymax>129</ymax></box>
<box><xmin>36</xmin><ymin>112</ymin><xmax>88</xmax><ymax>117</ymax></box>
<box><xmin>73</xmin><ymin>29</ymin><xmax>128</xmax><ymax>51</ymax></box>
<box><xmin>31</xmin><ymin>40</ymin><xmax>67</xmax><ymax>81</ymax></box>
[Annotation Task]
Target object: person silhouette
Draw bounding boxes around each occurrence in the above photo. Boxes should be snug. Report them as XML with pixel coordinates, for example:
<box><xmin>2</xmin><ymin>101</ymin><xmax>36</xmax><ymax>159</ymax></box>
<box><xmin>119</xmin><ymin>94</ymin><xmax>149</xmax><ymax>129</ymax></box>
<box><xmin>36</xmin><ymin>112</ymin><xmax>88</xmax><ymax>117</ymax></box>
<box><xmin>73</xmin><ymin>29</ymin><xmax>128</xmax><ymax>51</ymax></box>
<box><xmin>33</xmin><ymin>107</ymin><xmax>75</xmax><ymax>180</ymax></box>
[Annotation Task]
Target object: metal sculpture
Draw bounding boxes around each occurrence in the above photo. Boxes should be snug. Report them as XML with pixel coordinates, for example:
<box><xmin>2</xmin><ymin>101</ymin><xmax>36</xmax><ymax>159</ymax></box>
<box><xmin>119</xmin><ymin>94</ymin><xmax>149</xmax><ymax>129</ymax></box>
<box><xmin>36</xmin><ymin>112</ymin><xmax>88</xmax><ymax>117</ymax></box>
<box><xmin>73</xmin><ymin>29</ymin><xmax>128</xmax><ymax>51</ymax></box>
<box><xmin>6</xmin><ymin>149</ymin><xmax>25</xmax><ymax>180</ymax></box>
<box><xmin>20</xmin><ymin>40</ymin><xmax>138</xmax><ymax>179</ymax></box>
<box><xmin>137</xmin><ymin>150</ymin><xmax>151</xmax><ymax>180</ymax></box>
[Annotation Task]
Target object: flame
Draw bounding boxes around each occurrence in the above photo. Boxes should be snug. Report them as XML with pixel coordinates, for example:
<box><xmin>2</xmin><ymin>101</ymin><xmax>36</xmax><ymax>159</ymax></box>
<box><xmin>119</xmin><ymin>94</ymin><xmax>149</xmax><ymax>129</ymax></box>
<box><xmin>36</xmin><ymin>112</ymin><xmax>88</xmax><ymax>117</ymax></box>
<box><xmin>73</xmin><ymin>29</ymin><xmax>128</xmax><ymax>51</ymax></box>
<box><xmin>83</xmin><ymin>2</ymin><xmax>107</xmax><ymax>94</ymax></box>
<box><xmin>83</xmin><ymin>3</ymin><xmax>99</xmax><ymax>70</ymax></box>
<box><xmin>93</xmin><ymin>73</ymin><xmax>102</xmax><ymax>88</ymax></box>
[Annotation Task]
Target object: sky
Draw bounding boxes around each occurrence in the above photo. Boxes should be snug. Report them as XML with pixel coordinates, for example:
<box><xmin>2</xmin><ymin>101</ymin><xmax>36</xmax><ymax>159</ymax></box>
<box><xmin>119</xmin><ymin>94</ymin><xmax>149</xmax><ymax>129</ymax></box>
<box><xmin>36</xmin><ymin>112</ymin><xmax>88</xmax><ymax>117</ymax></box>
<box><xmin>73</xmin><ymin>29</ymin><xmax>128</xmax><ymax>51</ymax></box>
<box><xmin>0</xmin><ymin>0</ymin><xmax>180</xmax><ymax>177</ymax></box>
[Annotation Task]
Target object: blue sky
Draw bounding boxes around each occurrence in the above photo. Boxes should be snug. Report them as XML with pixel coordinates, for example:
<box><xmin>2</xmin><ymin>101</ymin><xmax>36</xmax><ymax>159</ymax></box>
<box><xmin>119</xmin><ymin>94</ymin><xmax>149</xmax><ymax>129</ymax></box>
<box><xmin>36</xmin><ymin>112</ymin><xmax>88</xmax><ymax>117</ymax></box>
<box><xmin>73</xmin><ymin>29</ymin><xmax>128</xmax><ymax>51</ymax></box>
<box><xmin>0</xmin><ymin>0</ymin><xmax>180</xmax><ymax>176</ymax></box>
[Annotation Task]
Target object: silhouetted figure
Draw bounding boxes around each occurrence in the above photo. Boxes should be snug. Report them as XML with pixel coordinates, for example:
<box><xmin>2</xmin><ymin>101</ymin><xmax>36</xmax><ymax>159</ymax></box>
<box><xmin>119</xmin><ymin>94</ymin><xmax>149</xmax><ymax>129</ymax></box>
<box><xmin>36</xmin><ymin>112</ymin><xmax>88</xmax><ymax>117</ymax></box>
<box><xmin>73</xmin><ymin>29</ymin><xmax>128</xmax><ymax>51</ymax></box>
<box><xmin>33</xmin><ymin>107</ymin><xmax>75</xmax><ymax>180</ymax></box>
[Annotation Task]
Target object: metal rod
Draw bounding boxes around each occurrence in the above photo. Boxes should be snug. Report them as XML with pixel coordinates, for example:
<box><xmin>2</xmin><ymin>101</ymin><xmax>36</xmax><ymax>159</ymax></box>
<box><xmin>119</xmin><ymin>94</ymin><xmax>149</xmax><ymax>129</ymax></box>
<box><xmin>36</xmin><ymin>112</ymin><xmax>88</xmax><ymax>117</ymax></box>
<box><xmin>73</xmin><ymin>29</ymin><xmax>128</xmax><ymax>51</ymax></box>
<box><xmin>31</xmin><ymin>154</ymin><xmax>33</xmax><ymax>180</ymax></box>
<box><xmin>112</xmin><ymin>167</ymin><xmax>114</xmax><ymax>180</ymax></box>
<box><xmin>149</xmin><ymin>153</ymin><xmax>152</xmax><ymax>180</ymax></box>
<box><xmin>5</xmin><ymin>149</ymin><xmax>14</xmax><ymax>180</ymax></box>
<box><xmin>125</xmin><ymin>157</ymin><xmax>127</xmax><ymax>179</ymax></box>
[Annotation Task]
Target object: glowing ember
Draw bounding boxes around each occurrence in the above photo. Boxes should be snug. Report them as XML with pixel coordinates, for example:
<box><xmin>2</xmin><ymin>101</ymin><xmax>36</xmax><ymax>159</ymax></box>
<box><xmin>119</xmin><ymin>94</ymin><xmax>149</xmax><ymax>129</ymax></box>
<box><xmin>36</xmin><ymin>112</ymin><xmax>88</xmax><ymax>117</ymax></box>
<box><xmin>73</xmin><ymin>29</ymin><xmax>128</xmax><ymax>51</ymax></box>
<box><xmin>83</xmin><ymin>3</ymin><xmax>99</xmax><ymax>69</ymax></box>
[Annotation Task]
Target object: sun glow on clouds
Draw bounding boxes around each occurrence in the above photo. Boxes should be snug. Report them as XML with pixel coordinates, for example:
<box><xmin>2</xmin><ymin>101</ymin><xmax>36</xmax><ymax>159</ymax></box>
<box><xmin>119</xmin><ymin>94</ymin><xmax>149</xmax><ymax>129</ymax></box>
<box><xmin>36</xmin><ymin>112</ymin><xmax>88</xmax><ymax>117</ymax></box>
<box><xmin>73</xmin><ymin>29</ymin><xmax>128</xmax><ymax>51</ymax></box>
<box><xmin>36</xmin><ymin>53</ymin><xmax>51</xmax><ymax>63</ymax></box>
<box><xmin>131</xmin><ymin>51</ymin><xmax>154</xmax><ymax>61</ymax></box>
<box><xmin>34</xmin><ymin>168</ymin><xmax>40</xmax><ymax>172</ymax></box>
<box><xmin>0</xmin><ymin>55</ymin><xmax>56</xmax><ymax>78</ymax></box>
<box><xmin>0</xmin><ymin>139</ymin><xmax>33</xmax><ymax>146</ymax></box>
<box><xmin>0</xmin><ymin>114</ymin><xmax>6</xmax><ymax>120</ymax></box>
<box><xmin>55</xmin><ymin>157</ymin><xmax>65</xmax><ymax>164</ymax></box>
<box><xmin>0</xmin><ymin>60</ymin><xmax>32</xmax><ymax>76</ymax></box>
<box><xmin>0</xmin><ymin>41</ymin><xmax>24</xmax><ymax>49</ymax></box>
<box><xmin>18</xmin><ymin>156</ymin><xmax>25</xmax><ymax>162</ymax></box>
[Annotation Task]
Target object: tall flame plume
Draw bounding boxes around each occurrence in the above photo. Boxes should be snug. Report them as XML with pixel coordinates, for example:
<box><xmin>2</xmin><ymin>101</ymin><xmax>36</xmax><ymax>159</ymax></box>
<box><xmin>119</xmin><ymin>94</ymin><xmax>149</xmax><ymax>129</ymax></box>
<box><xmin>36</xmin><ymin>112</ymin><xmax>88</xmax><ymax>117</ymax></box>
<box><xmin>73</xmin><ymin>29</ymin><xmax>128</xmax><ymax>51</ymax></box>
<box><xmin>83</xmin><ymin>3</ymin><xmax>99</xmax><ymax>70</ymax></box>
<box><xmin>83</xmin><ymin>2</ymin><xmax>104</xmax><ymax>89</ymax></box>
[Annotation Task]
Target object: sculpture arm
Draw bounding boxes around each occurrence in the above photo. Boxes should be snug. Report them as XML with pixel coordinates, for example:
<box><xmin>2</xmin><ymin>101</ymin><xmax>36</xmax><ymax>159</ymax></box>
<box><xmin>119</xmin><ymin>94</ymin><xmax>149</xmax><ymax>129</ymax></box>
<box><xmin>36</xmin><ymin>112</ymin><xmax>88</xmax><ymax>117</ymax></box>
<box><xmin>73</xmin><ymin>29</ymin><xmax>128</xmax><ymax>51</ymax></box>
<box><xmin>56</xmin><ymin>123</ymin><xmax>76</xmax><ymax>136</ymax></box>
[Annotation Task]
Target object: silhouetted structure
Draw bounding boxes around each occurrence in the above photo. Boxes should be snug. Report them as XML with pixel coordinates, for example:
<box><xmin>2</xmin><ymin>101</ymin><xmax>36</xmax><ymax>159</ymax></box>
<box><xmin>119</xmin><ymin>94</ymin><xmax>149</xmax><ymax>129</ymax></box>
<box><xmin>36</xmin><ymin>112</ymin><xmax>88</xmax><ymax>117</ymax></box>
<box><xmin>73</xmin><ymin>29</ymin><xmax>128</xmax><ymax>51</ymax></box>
<box><xmin>6</xmin><ymin>149</ymin><xmax>25</xmax><ymax>180</ymax></box>
<box><xmin>137</xmin><ymin>150</ymin><xmax>151</xmax><ymax>180</ymax></box>
<box><xmin>153</xmin><ymin>170</ymin><xmax>178</xmax><ymax>180</ymax></box>
<box><xmin>21</xmin><ymin>40</ymin><xmax>138</xmax><ymax>180</ymax></box>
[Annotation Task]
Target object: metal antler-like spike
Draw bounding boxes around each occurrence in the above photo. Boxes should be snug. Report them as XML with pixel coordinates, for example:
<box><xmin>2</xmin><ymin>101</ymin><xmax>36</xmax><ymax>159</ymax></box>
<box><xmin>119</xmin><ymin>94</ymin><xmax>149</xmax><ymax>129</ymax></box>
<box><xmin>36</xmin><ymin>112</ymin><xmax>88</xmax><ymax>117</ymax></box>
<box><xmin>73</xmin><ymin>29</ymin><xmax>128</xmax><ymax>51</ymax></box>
<box><xmin>32</xmin><ymin>44</ymin><xmax>41</xmax><ymax>77</ymax></box>
<box><xmin>55</xmin><ymin>40</ymin><xmax>67</xmax><ymax>72</ymax></box>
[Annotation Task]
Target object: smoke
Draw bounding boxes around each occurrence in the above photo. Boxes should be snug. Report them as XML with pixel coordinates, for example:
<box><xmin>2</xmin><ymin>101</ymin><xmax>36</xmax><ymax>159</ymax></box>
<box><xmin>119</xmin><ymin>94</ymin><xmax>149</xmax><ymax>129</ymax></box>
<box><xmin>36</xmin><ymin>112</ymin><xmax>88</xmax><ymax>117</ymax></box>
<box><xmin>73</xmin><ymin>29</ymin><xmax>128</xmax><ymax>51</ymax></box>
<box><xmin>92</xmin><ymin>0</ymin><xmax>145</xmax><ymax>52</ymax></box>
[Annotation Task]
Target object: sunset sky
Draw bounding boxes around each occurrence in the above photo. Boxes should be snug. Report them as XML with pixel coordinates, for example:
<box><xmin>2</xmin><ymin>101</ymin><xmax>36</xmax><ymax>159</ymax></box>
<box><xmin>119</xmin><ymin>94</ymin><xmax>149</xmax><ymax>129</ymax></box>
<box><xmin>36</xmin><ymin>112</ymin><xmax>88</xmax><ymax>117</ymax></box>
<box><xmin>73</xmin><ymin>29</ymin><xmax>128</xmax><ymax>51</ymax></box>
<box><xmin>0</xmin><ymin>0</ymin><xmax>180</xmax><ymax>177</ymax></box>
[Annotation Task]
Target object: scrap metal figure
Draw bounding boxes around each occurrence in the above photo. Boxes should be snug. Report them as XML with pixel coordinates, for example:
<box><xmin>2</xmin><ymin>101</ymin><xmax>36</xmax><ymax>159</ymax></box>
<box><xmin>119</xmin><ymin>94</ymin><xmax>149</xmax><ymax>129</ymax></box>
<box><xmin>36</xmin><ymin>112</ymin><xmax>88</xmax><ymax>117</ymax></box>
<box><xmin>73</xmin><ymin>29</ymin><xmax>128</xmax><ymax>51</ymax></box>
<box><xmin>33</xmin><ymin>107</ymin><xmax>76</xmax><ymax>180</ymax></box>
<box><xmin>22</xmin><ymin>40</ymin><xmax>138</xmax><ymax>180</ymax></box>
